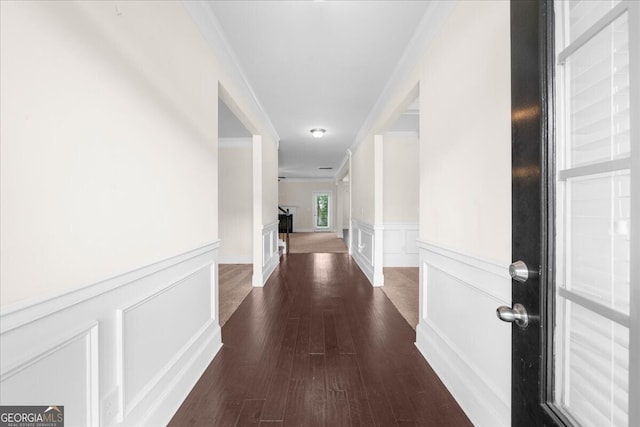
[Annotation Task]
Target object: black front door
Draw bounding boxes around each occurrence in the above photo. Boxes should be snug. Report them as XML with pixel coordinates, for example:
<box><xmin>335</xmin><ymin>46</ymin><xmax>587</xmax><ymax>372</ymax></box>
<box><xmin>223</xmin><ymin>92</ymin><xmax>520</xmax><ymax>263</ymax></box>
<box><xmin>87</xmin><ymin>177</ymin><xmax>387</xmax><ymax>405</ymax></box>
<box><xmin>509</xmin><ymin>1</ymin><xmax>561</xmax><ymax>425</ymax></box>
<box><xmin>509</xmin><ymin>0</ymin><xmax>637</xmax><ymax>425</ymax></box>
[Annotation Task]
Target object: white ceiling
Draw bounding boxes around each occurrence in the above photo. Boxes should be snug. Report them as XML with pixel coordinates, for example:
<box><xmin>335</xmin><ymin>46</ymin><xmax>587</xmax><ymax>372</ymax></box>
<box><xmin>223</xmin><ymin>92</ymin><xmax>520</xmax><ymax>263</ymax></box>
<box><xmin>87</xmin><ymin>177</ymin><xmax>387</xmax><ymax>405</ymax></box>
<box><xmin>210</xmin><ymin>1</ymin><xmax>428</xmax><ymax>179</ymax></box>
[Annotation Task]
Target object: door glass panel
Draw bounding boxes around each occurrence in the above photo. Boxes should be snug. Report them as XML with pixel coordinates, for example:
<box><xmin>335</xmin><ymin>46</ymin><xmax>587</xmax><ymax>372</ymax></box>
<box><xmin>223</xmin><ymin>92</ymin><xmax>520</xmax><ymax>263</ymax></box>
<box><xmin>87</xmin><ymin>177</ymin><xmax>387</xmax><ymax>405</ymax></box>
<box><xmin>555</xmin><ymin>2</ymin><xmax>633</xmax><ymax>426</ymax></box>
<box><xmin>316</xmin><ymin>194</ymin><xmax>329</xmax><ymax>228</ymax></box>
<box><xmin>558</xmin><ymin>301</ymin><xmax>629</xmax><ymax>427</ymax></box>
<box><xmin>564</xmin><ymin>12</ymin><xmax>629</xmax><ymax>168</ymax></box>
<box><xmin>564</xmin><ymin>0</ymin><xmax>622</xmax><ymax>44</ymax></box>
<box><xmin>564</xmin><ymin>171</ymin><xmax>630</xmax><ymax>312</ymax></box>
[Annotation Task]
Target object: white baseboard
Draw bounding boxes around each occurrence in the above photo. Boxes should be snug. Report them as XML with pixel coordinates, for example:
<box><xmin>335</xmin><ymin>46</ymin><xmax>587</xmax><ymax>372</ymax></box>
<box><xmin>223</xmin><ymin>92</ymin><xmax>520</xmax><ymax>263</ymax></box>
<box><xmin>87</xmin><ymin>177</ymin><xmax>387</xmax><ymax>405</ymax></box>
<box><xmin>261</xmin><ymin>252</ymin><xmax>279</xmax><ymax>286</ymax></box>
<box><xmin>0</xmin><ymin>242</ymin><xmax>222</xmax><ymax>427</ymax></box>
<box><xmin>414</xmin><ymin>240</ymin><xmax>510</xmax><ymax>427</ymax></box>
<box><xmin>352</xmin><ymin>249</ymin><xmax>374</xmax><ymax>284</ymax></box>
<box><xmin>133</xmin><ymin>322</ymin><xmax>221</xmax><ymax>426</ymax></box>
<box><xmin>416</xmin><ymin>322</ymin><xmax>508</xmax><ymax>427</ymax></box>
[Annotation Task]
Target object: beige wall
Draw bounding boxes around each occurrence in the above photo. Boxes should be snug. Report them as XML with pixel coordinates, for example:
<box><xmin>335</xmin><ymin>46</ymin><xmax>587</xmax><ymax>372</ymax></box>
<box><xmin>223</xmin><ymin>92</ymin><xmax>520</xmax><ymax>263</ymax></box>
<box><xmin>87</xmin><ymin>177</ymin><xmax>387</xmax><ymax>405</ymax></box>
<box><xmin>351</xmin><ymin>136</ymin><xmax>375</xmax><ymax>225</ymax></box>
<box><xmin>278</xmin><ymin>180</ymin><xmax>336</xmax><ymax>231</ymax></box>
<box><xmin>0</xmin><ymin>1</ymin><xmax>278</xmax><ymax>306</ymax></box>
<box><xmin>346</xmin><ymin>1</ymin><xmax>509</xmax><ymax>262</ymax></box>
<box><xmin>219</xmin><ymin>141</ymin><xmax>252</xmax><ymax>261</ymax></box>
<box><xmin>339</xmin><ymin>180</ymin><xmax>350</xmax><ymax>227</ymax></box>
<box><xmin>383</xmin><ymin>132</ymin><xmax>419</xmax><ymax>223</ymax></box>
<box><xmin>0</xmin><ymin>1</ymin><xmax>220</xmax><ymax>306</ymax></box>
<box><xmin>419</xmin><ymin>0</ymin><xmax>511</xmax><ymax>262</ymax></box>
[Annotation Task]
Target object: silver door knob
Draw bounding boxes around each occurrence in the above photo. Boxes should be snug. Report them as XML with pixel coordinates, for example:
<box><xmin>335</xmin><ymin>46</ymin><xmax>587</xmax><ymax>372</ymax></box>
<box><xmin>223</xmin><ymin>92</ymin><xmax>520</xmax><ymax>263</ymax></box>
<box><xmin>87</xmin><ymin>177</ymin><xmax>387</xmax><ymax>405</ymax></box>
<box><xmin>509</xmin><ymin>260</ymin><xmax>529</xmax><ymax>283</ymax></box>
<box><xmin>496</xmin><ymin>303</ymin><xmax>529</xmax><ymax>327</ymax></box>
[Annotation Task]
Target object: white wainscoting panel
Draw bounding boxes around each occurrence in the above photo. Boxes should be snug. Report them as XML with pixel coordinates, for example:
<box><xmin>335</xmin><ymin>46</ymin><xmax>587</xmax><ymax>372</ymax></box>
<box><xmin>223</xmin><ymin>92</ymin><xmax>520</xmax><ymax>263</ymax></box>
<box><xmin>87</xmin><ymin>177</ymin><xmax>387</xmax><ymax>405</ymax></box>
<box><xmin>415</xmin><ymin>240</ymin><xmax>511</xmax><ymax>427</ymax></box>
<box><xmin>254</xmin><ymin>221</ymin><xmax>279</xmax><ymax>287</ymax></box>
<box><xmin>383</xmin><ymin>223</ymin><xmax>419</xmax><ymax>267</ymax></box>
<box><xmin>351</xmin><ymin>219</ymin><xmax>374</xmax><ymax>283</ymax></box>
<box><xmin>119</xmin><ymin>267</ymin><xmax>212</xmax><ymax>418</ymax></box>
<box><xmin>351</xmin><ymin>219</ymin><xmax>384</xmax><ymax>286</ymax></box>
<box><xmin>0</xmin><ymin>324</ymin><xmax>99</xmax><ymax>426</ymax></box>
<box><xmin>0</xmin><ymin>242</ymin><xmax>222</xmax><ymax>427</ymax></box>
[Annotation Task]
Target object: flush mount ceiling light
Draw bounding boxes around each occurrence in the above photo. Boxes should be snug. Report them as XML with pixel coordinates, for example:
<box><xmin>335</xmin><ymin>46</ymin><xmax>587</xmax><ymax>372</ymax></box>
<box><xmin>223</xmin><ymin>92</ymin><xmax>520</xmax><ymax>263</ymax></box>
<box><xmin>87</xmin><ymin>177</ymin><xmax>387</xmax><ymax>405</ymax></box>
<box><xmin>310</xmin><ymin>128</ymin><xmax>326</xmax><ymax>139</ymax></box>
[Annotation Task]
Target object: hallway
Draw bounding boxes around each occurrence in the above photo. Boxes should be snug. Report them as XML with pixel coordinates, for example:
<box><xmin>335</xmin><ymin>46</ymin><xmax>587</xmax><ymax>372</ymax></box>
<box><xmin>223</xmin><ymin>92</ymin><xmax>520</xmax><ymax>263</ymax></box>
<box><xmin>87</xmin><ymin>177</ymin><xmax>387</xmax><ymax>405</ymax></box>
<box><xmin>169</xmin><ymin>253</ymin><xmax>470</xmax><ymax>426</ymax></box>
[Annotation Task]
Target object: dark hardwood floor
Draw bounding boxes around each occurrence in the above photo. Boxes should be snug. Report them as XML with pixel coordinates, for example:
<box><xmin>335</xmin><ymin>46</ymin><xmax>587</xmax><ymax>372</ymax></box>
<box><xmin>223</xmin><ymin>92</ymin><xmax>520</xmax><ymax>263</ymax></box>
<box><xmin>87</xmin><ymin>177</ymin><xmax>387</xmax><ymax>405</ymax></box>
<box><xmin>169</xmin><ymin>253</ymin><xmax>471</xmax><ymax>426</ymax></box>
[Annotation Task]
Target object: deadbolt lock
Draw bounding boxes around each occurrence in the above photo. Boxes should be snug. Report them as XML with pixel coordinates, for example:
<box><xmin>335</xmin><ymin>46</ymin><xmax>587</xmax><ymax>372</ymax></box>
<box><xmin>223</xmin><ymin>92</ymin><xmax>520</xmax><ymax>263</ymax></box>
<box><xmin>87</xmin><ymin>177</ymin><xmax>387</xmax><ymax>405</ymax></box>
<box><xmin>509</xmin><ymin>260</ymin><xmax>529</xmax><ymax>283</ymax></box>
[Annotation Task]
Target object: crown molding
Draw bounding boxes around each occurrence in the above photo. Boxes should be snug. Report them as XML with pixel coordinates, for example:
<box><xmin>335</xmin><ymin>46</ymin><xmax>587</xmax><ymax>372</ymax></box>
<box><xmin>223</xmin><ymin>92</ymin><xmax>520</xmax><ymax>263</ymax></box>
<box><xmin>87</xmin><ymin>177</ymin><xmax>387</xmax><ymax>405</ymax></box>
<box><xmin>347</xmin><ymin>0</ymin><xmax>457</xmax><ymax>156</ymax></box>
<box><xmin>181</xmin><ymin>0</ymin><xmax>280</xmax><ymax>144</ymax></box>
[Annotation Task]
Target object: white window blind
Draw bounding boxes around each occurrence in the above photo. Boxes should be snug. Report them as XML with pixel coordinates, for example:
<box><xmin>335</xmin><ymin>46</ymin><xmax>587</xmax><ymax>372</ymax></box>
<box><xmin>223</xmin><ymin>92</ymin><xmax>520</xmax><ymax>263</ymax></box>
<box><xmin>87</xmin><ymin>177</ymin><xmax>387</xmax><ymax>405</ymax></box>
<box><xmin>554</xmin><ymin>1</ymin><xmax>635</xmax><ymax>426</ymax></box>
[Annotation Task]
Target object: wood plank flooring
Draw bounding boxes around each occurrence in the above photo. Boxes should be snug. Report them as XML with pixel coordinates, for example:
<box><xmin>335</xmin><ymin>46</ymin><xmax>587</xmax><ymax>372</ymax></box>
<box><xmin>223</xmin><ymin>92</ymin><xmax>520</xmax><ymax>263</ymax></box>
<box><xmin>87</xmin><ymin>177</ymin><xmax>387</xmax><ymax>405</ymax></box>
<box><xmin>169</xmin><ymin>253</ymin><xmax>471</xmax><ymax>426</ymax></box>
<box><xmin>381</xmin><ymin>267</ymin><xmax>419</xmax><ymax>330</ymax></box>
<box><xmin>287</xmin><ymin>232</ymin><xmax>348</xmax><ymax>254</ymax></box>
<box><xmin>218</xmin><ymin>264</ymin><xmax>253</xmax><ymax>327</ymax></box>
